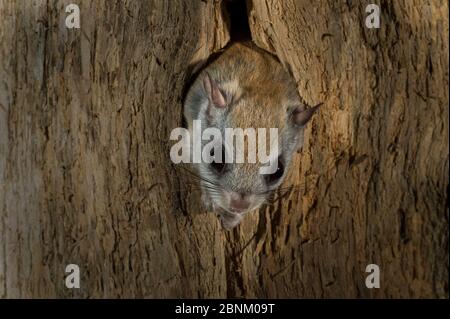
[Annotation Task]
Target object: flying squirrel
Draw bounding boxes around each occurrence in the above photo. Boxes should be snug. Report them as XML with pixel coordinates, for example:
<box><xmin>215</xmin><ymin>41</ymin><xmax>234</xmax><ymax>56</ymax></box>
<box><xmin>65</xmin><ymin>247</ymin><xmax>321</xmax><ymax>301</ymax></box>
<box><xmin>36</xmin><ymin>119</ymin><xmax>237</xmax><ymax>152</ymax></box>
<box><xmin>183</xmin><ymin>42</ymin><xmax>321</xmax><ymax>230</ymax></box>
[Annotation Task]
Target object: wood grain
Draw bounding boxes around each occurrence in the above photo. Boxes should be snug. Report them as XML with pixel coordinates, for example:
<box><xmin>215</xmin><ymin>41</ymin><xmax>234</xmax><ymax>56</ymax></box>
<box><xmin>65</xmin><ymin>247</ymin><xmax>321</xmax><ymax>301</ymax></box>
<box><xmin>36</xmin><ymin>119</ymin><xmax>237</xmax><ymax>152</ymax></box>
<box><xmin>0</xmin><ymin>0</ymin><xmax>447</xmax><ymax>298</ymax></box>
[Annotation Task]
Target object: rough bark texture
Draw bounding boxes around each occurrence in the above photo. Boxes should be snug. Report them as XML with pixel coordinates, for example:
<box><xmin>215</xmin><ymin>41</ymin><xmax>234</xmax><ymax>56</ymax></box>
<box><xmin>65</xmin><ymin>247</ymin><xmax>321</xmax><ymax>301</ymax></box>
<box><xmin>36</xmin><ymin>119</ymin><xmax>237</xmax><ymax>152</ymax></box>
<box><xmin>0</xmin><ymin>0</ymin><xmax>448</xmax><ymax>298</ymax></box>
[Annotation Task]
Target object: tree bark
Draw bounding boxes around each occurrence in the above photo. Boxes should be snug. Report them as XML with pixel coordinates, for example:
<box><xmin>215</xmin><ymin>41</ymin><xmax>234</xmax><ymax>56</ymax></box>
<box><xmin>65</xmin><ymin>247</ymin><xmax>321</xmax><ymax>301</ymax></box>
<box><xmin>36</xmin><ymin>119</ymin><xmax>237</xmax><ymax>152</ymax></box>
<box><xmin>0</xmin><ymin>0</ymin><xmax>448</xmax><ymax>298</ymax></box>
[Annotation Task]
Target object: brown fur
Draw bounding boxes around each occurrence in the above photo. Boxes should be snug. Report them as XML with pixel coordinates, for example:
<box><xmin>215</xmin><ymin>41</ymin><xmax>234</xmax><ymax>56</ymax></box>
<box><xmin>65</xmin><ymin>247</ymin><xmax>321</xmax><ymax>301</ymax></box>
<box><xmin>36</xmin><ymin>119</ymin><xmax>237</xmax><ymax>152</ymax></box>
<box><xmin>205</xmin><ymin>43</ymin><xmax>297</xmax><ymax>174</ymax></box>
<box><xmin>183</xmin><ymin>42</ymin><xmax>317</xmax><ymax>229</ymax></box>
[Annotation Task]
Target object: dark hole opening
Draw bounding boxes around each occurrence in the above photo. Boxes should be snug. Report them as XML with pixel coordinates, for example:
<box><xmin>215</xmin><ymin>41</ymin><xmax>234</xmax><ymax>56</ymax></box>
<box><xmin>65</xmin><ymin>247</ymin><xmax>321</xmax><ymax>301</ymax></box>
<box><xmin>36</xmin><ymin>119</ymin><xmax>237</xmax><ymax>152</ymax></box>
<box><xmin>223</xmin><ymin>0</ymin><xmax>251</xmax><ymax>42</ymax></box>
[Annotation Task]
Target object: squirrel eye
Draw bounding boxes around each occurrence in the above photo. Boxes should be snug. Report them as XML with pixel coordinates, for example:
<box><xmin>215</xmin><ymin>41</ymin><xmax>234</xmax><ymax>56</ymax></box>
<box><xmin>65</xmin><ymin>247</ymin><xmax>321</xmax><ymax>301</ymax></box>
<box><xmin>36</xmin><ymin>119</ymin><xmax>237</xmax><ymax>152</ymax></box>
<box><xmin>264</xmin><ymin>157</ymin><xmax>284</xmax><ymax>185</ymax></box>
<box><xmin>210</xmin><ymin>146</ymin><xmax>226</xmax><ymax>173</ymax></box>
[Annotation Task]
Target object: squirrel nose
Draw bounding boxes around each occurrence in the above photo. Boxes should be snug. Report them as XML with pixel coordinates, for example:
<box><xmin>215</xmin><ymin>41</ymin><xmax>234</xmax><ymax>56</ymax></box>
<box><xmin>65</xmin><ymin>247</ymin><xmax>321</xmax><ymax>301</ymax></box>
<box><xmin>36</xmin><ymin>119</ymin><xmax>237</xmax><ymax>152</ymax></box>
<box><xmin>229</xmin><ymin>192</ymin><xmax>250</xmax><ymax>212</ymax></box>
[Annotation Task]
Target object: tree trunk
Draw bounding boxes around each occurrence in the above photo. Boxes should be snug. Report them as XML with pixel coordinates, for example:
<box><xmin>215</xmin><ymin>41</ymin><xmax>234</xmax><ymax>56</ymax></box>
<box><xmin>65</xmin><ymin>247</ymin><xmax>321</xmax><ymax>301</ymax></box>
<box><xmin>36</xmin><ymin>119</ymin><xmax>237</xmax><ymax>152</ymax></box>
<box><xmin>0</xmin><ymin>0</ymin><xmax>447</xmax><ymax>298</ymax></box>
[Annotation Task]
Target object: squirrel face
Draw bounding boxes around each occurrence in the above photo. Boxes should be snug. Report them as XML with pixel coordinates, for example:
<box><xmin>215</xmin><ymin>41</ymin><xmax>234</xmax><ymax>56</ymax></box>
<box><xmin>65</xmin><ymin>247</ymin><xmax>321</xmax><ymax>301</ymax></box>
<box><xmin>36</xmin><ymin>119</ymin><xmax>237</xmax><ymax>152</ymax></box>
<box><xmin>183</xmin><ymin>43</ymin><xmax>320</xmax><ymax>227</ymax></box>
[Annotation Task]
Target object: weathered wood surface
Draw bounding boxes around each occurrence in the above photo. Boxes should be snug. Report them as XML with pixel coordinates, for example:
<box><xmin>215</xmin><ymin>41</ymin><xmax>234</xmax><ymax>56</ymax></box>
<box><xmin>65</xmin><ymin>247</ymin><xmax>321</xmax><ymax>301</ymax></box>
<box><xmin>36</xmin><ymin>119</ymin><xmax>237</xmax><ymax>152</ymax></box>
<box><xmin>0</xmin><ymin>0</ymin><xmax>448</xmax><ymax>298</ymax></box>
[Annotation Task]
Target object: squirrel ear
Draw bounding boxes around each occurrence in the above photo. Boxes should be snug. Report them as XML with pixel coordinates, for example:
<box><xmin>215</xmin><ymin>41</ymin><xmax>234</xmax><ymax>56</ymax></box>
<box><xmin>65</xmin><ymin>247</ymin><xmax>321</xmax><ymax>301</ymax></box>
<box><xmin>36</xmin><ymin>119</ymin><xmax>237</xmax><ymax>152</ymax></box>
<box><xmin>203</xmin><ymin>73</ymin><xmax>227</xmax><ymax>108</ymax></box>
<box><xmin>292</xmin><ymin>103</ymin><xmax>322</xmax><ymax>126</ymax></box>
